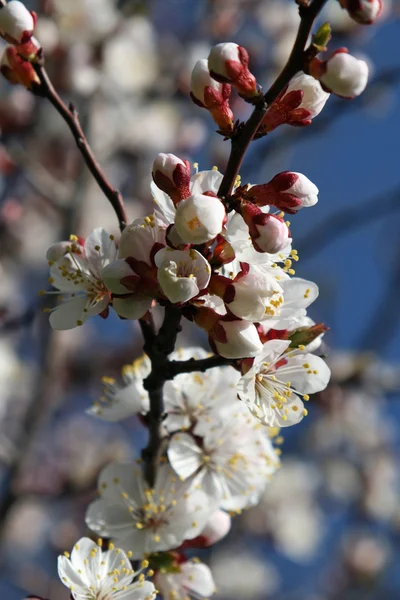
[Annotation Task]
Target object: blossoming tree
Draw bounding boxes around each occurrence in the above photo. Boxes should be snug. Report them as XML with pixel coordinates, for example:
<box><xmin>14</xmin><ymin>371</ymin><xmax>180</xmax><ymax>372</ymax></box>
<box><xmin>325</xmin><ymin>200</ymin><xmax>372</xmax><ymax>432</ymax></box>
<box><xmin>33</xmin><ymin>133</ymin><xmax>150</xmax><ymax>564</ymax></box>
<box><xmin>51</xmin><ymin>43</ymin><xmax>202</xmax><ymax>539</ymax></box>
<box><xmin>0</xmin><ymin>0</ymin><xmax>382</xmax><ymax>598</ymax></box>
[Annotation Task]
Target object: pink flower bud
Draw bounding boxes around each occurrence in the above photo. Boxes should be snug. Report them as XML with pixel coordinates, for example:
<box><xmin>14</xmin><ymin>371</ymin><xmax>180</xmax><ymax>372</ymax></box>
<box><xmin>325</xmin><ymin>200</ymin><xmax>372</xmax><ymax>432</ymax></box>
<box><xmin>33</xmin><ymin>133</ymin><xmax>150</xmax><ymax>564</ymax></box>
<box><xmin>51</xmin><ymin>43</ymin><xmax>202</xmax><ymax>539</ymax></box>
<box><xmin>311</xmin><ymin>48</ymin><xmax>369</xmax><ymax>99</ymax></box>
<box><xmin>0</xmin><ymin>44</ymin><xmax>40</xmax><ymax>91</ymax></box>
<box><xmin>262</xmin><ymin>73</ymin><xmax>329</xmax><ymax>131</ymax></box>
<box><xmin>0</xmin><ymin>1</ymin><xmax>36</xmax><ymax>45</ymax></box>
<box><xmin>190</xmin><ymin>59</ymin><xmax>234</xmax><ymax>132</ymax></box>
<box><xmin>195</xmin><ymin>510</ymin><xmax>232</xmax><ymax>547</ymax></box>
<box><xmin>152</xmin><ymin>153</ymin><xmax>191</xmax><ymax>205</ymax></box>
<box><xmin>249</xmin><ymin>171</ymin><xmax>319</xmax><ymax>214</ymax></box>
<box><xmin>340</xmin><ymin>0</ymin><xmax>382</xmax><ymax>24</ymax></box>
<box><xmin>241</xmin><ymin>203</ymin><xmax>290</xmax><ymax>254</ymax></box>
<box><xmin>175</xmin><ymin>193</ymin><xmax>226</xmax><ymax>244</ymax></box>
<box><xmin>208</xmin><ymin>42</ymin><xmax>258</xmax><ymax>98</ymax></box>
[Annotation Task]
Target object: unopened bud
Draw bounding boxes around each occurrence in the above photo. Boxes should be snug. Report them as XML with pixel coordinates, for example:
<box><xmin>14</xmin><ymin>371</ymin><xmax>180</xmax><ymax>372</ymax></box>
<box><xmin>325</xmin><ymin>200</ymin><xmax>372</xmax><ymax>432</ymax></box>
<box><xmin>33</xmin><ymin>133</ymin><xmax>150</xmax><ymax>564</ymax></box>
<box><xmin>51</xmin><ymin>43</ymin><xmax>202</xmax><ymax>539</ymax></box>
<box><xmin>190</xmin><ymin>59</ymin><xmax>234</xmax><ymax>132</ymax></box>
<box><xmin>152</xmin><ymin>153</ymin><xmax>191</xmax><ymax>205</ymax></box>
<box><xmin>0</xmin><ymin>44</ymin><xmax>40</xmax><ymax>91</ymax></box>
<box><xmin>249</xmin><ymin>171</ymin><xmax>319</xmax><ymax>214</ymax></box>
<box><xmin>0</xmin><ymin>0</ymin><xmax>36</xmax><ymax>45</ymax></box>
<box><xmin>175</xmin><ymin>193</ymin><xmax>226</xmax><ymax>244</ymax></box>
<box><xmin>310</xmin><ymin>48</ymin><xmax>369</xmax><ymax>99</ymax></box>
<box><xmin>198</xmin><ymin>510</ymin><xmax>232</xmax><ymax>546</ymax></box>
<box><xmin>211</xmin><ymin>317</ymin><xmax>263</xmax><ymax>359</ymax></box>
<box><xmin>262</xmin><ymin>73</ymin><xmax>329</xmax><ymax>131</ymax></box>
<box><xmin>339</xmin><ymin>0</ymin><xmax>382</xmax><ymax>24</ymax></box>
<box><xmin>240</xmin><ymin>203</ymin><xmax>290</xmax><ymax>254</ymax></box>
<box><xmin>208</xmin><ymin>42</ymin><xmax>258</xmax><ymax>98</ymax></box>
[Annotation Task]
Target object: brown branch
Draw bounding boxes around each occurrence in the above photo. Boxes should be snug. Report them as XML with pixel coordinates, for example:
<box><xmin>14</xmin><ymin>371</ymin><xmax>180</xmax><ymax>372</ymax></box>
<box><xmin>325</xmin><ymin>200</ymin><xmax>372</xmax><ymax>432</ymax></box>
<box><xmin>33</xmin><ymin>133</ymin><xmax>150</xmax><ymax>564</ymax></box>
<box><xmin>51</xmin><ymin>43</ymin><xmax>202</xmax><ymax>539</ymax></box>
<box><xmin>218</xmin><ymin>0</ymin><xmax>329</xmax><ymax>200</ymax></box>
<box><xmin>33</xmin><ymin>63</ymin><xmax>129</xmax><ymax>231</ymax></box>
<box><xmin>141</xmin><ymin>306</ymin><xmax>182</xmax><ymax>487</ymax></box>
<box><xmin>168</xmin><ymin>355</ymin><xmax>235</xmax><ymax>376</ymax></box>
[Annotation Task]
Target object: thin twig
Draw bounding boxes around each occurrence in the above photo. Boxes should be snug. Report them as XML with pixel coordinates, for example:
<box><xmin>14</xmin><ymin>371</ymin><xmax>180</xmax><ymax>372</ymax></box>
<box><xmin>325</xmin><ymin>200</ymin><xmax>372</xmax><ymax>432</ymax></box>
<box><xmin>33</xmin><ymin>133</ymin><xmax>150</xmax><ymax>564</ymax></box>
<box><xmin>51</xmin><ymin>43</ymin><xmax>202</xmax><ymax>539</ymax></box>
<box><xmin>33</xmin><ymin>63</ymin><xmax>129</xmax><ymax>231</ymax></box>
<box><xmin>218</xmin><ymin>0</ymin><xmax>329</xmax><ymax>200</ymax></box>
<box><xmin>168</xmin><ymin>355</ymin><xmax>235</xmax><ymax>376</ymax></box>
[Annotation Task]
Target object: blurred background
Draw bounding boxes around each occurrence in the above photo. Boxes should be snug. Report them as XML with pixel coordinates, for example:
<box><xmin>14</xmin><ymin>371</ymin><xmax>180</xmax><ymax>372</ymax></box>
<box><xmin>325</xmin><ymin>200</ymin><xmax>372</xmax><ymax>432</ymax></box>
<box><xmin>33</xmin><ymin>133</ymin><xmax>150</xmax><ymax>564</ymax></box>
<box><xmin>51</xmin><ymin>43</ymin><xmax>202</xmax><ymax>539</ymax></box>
<box><xmin>1</xmin><ymin>0</ymin><xmax>400</xmax><ymax>598</ymax></box>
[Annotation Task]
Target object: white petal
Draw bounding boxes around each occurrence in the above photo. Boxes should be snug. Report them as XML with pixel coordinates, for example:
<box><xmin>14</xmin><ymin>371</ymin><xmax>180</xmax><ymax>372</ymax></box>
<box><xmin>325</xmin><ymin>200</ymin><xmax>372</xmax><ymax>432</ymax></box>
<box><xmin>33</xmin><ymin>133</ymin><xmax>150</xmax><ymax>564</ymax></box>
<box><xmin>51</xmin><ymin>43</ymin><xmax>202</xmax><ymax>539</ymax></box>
<box><xmin>57</xmin><ymin>555</ymin><xmax>89</xmax><ymax>595</ymax></box>
<box><xmin>190</xmin><ymin>169</ymin><xmax>223</xmax><ymax>195</ymax></box>
<box><xmin>49</xmin><ymin>297</ymin><xmax>89</xmax><ymax>330</ymax></box>
<box><xmin>281</xmin><ymin>353</ymin><xmax>331</xmax><ymax>394</ymax></box>
<box><xmin>151</xmin><ymin>181</ymin><xmax>176</xmax><ymax>224</ymax></box>
<box><xmin>102</xmin><ymin>259</ymin><xmax>137</xmax><ymax>294</ymax></box>
<box><xmin>85</xmin><ymin>228</ymin><xmax>118</xmax><ymax>277</ymax></box>
<box><xmin>168</xmin><ymin>433</ymin><xmax>203</xmax><ymax>479</ymax></box>
<box><xmin>181</xmin><ymin>562</ymin><xmax>216</xmax><ymax>597</ymax></box>
<box><xmin>113</xmin><ymin>296</ymin><xmax>152</xmax><ymax>320</ymax></box>
<box><xmin>115</xmin><ymin>581</ymin><xmax>156</xmax><ymax>600</ymax></box>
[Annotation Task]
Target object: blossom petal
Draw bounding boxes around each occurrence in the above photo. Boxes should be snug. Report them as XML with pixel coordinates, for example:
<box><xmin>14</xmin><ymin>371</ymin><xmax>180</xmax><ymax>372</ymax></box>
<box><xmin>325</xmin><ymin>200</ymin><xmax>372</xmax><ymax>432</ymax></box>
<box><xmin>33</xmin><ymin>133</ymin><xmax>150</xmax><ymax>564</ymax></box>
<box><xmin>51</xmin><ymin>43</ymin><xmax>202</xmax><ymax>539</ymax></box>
<box><xmin>151</xmin><ymin>181</ymin><xmax>176</xmax><ymax>224</ymax></box>
<box><xmin>49</xmin><ymin>297</ymin><xmax>89</xmax><ymax>330</ymax></box>
<box><xmin>281</xmin><ymin>353</ymin><xmax>331</xmax><ymax>394</ymax></box>
<box><xmin>113</xmin><ymin>296</ymin><xmax>152</xmax><ymax>320</ymax></box>
<box><xmin>85</xmin><ymin>228</ymin><xmax>118</xmax><ymax>277</ymax></box>
<box><xmin>190</xmin><ymin>169</ymin><xmax>223</xmax><ymax>195</ymax></box>
<box><xmin>168</xmin><ymin>433</ymin><xmax>203</xmax><ymax>479</ymax></box>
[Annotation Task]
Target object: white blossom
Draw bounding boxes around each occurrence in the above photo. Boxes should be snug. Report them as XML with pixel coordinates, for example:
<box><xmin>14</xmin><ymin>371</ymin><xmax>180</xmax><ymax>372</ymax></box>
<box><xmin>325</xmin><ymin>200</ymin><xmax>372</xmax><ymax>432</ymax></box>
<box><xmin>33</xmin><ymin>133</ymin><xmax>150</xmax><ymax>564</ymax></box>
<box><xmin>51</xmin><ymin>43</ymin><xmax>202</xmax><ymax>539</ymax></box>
<box><xmin>155</xmin><ymin>247</ymin><xmax>211</xmax><ymax>304</ymax></box>
<box><xmin>87</xmin><ymin>355</ymin><xmax>151</xmax><ymax>422</ymax></box>
<box><xmin>0</xmin><ymin>0</ymin><xmax>35</xmax><ymax>45</ymax></box>
<box><xmin>223</xmin><ymin>267</ymin><xmax>284</xmax><ymax>322</ymax></box>
<box><xmin>168</xmin><ymin>404</ymin><xmax>279</xmax><ymax>510</ymax></box>
<box><xmin>155</xmin><ymin>560</ymin><xmax>216</xmax><ymax>600</ymax></box>
<box><xmin>237</xmin><ymin>339</ymin><xmax>331</xmax><ymax>427</ymax></box>
<box><xmin>118</xmin><ymin>213</ymin><xmax>167</xmax><ymax>265</ymax></box>
<box><xmin>58</xmin><ymin>537</ymin><xmax>156</xmax><ymax>600</ymax></box>
<box><xmin>46</xmin><ymin>229</ymin><xmax>117</xmax><ymax>330</ymax></box>
<box><xmin>151</xmin><ymin>168</ymin><xmax>223</xmax><ymax>226</ymax></box>
<box><xmin>86</xmin><ymin>463</ymin><xmax>215</xmax><ymax>558</ymax></box>
<box><xmin>174</xmin><ymin>193</ymin><xmax>226</xmax><ymax>245</ymax></box>
<box><xmin>164</xmin><ymin>348</ymin><xmax>239</xmax><ymax>432</ymax></box>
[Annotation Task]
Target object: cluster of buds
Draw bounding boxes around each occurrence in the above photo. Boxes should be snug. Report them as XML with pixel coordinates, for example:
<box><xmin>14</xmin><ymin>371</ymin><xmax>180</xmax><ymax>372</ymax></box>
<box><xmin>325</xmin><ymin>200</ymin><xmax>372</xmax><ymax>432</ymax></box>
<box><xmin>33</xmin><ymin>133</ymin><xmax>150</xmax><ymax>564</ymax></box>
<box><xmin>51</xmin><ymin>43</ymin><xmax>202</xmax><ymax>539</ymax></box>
<box><xmin>339</xmin><ymin>0</ymin><xmax>382</xmax><ymax>24</ymax></box>
<box><xmin>309</xmin><ymin>48</ymin><xmax>369</xmax><ymax>99</ymax></box>
<box><xmin>190</xmin><ymin>42</ymin><xmax>259</xmax><ymax>133</ymax></box>
<box><xmin>0</xmin><ymin>0</ymin><xmax>41</xmax><ymax>91</ymax></box>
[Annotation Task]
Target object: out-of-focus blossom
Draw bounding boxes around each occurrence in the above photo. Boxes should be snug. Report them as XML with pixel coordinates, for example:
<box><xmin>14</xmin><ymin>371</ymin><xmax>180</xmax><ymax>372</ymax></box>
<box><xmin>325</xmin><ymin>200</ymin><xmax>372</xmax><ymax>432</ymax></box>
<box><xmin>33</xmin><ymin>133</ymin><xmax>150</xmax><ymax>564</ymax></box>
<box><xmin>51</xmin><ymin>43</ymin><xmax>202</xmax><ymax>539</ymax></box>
<box><xmin>58</xmin><ymin>537</ymin><xmax>156</xmax><ymax>600</ymax></box>
<box><xmin>86</xmin><ymin>463</ymin><xmax>215</xmax><ymax>558</ymax></box>
<box><xmin>155</xmin><ymin>560</ymin><xmax>216</xmax><ymax>600</ymax></box>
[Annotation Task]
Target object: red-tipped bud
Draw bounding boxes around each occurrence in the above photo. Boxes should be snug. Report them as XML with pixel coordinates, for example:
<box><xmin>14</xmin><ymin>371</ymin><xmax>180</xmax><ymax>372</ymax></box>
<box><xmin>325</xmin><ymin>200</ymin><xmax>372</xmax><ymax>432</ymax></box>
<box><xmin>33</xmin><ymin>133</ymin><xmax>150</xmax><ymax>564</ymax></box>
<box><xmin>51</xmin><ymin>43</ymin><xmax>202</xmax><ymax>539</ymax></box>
<box><xmin>193</xmin><ymin>307</ymin><xmax>262</xmax><ymax>359</ymax></box>
<box><xmin>0</xmin><ymin>1</ymin><xmax>35</xmax><ymax>45</ymax></box>
<box><xmin>248</xmin><ymin>171</ymin><xmax>319</xmax><ymax>214</ymax></box>
<box><xmin>190</xmin><ymin>59</ymin><xmax>234</xmax><ymax>132</ymax></box>
<box><xmin>240</xmin><ymin>202</ymin><xmax>290</xmax><ymax>254</ymax></box>
<box><xmin>15</xmin><ymin>35</ymin><xmax>40</xmax><ymax>60</ymax></box>
<box><xmin>262</xmin><ymin>73</ymin><xmax>330</xmax><ymax>132</ymax></box>
<box><xmin>152</xmin><ymin>153</ymin><xmax>191</xmax><ymax>205</ymax></box>
<box><xmin>339</xmin><ymin>0</ymin><xmax>382</xmax><ymax>24</ymax></box>
<box><xmin>0</xmin><ymin>44</ymin><xmax>40</xmax><ymax>92</ymax></box>
<box><xmin>310</xmin><ymin>48</ymin><xmax>369</xmax><ymax>99</ymax></box>
<box><xmin>208</xmin><ymin>42</ymin><xmax>258</xmax><ymax>99</ymax></box>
